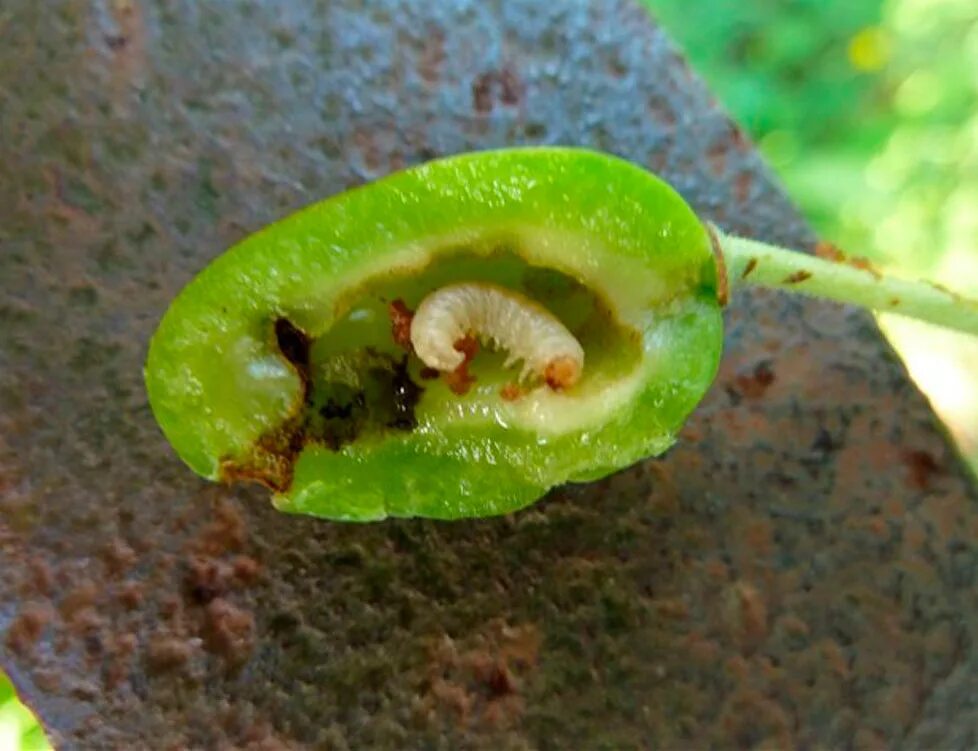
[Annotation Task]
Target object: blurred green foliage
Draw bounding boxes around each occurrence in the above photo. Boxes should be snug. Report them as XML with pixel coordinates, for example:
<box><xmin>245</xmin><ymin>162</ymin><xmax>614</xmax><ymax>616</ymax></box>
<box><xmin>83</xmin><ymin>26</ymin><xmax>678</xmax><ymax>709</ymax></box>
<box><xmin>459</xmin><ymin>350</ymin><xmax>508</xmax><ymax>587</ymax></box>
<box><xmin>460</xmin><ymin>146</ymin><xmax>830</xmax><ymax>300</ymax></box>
<box><xmin>2</xmin><ymin>2</ymin><xmax>976</xmax><ymax>748</ymax></box>
<box><xmin>0</xmin><ymin>672</ymin><xmax>49</xmax><ymax>751</ymax></box>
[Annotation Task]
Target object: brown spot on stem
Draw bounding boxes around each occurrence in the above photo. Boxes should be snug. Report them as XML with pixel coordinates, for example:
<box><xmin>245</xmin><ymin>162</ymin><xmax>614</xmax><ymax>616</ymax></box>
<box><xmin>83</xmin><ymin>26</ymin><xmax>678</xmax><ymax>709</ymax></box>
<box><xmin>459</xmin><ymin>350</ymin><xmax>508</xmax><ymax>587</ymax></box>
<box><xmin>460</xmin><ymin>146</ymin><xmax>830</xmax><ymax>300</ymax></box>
<box><xmin>146</xmin><ymin>636</ymin><xmax>194</xmax><ymax>672</ymax></box>
<box><xmin>203</xmin><ymin>597</ymin><xmax>255</xmax><ymax>666</ymax></box>
<box><xmin>784</xmin><ymin>270</ymin><xmax>812</xmax><ymax>284</ymax></box>
<box><xmin>741</xmin><ymin>257</ymin><xmax>757</xmax><ymax>279</ymax></box>
<box><xmin>814</xmin><ymin>241</ymin><xmax>846</xmax><ymax>262</ymax></box>
<box><xmin>849</xmin><ymin>256</ymin><xmax>882</xmax><ymax>279</ymax></box>
<box><xmin>5</xmin><ymin>603</ymin><xmax>51</xmax><ymax>655</ymax></box>
<box><xmin>704</xmin><ymin>222</ymin><xmax>729</xmax><ymax>306</ymax></box>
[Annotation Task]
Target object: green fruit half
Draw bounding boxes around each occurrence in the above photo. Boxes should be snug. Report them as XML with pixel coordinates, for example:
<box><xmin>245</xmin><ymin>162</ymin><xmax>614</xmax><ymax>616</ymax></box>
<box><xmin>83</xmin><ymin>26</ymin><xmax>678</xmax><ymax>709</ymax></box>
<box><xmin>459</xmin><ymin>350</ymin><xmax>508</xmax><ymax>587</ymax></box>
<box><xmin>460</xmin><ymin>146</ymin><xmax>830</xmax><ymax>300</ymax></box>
<box><xmin>145</xmin><ymin>148</ymin><xmax>723</xmax><ymax>520</ymax></box>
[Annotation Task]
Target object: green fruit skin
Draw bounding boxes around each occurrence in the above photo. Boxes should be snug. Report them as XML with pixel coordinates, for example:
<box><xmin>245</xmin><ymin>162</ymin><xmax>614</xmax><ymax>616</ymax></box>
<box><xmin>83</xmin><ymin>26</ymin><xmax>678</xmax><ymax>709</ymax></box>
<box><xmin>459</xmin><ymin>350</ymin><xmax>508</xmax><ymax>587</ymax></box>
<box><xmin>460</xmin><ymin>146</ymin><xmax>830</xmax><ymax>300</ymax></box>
<box><xmin>145</xmin><ymin>148</ymin><xmax>723</xmax><ymax>521</ymax></box>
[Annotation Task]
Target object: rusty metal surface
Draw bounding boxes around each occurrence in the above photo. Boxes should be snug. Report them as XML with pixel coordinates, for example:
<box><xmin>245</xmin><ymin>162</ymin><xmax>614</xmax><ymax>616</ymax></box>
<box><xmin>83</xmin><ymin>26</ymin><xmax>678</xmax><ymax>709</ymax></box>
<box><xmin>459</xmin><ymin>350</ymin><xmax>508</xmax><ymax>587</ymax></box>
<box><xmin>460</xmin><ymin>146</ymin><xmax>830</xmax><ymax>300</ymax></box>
<box><xmin>1</xmin><ymin>1</ymin><xmax>976</xmax><ymax>748</ymax></box>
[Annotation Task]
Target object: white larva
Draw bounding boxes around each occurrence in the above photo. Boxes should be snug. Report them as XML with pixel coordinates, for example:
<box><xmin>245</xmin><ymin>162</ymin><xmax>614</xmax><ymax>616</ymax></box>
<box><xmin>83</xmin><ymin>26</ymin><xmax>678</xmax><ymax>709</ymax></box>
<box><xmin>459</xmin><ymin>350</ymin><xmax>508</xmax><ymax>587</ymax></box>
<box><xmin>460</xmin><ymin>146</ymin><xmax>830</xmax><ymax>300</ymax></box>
<box><xmin>409</xmin><ymin>281</ymin><xmax>584</xmax><ymax>389</ymax></box>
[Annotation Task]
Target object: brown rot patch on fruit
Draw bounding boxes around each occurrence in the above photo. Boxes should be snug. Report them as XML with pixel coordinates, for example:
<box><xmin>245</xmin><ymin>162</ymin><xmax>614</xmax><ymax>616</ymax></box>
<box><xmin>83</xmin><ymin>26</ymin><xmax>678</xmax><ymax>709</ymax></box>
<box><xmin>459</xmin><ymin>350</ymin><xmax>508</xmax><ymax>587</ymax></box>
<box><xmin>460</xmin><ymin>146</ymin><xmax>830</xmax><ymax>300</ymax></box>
<box><xmin>220</xmin><ymin>321</ymin><xmax>425</xmax><ymax>494</ymax></box>
<box><xmin>389</xmin><ymin>299</ymin><xmax>415</xmax><ymax>352</ymax></box>
<box><xmin>814</xmin><ymin>241</ymin><xmax>845</xmax><ymax>262</ymax></box>
<box><xmin>274</xmin><ymin>317</ymin><xmax>312</xmax><ymax>379</ymax></box>
<box><xmin>814</xmin><ymin>241</ymin><xmax>885</xmax><ymax>280</ymax></box>
<box><xmin>220</xmin><ymin>414</ymin><xmax>306</xmax><ymax>493</ymax></box>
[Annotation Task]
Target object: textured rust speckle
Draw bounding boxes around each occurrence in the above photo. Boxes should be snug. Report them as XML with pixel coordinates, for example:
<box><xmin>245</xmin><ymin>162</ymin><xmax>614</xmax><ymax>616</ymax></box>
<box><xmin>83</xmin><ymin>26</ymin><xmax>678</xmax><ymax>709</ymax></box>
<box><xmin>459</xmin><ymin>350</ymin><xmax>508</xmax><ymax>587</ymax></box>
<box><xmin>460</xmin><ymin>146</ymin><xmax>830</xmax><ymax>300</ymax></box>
<box><xmin>192</xmin><ymin>497</ymin><xmax>248</xmax><ymax>557</ymax></box>
<box><xmin>423</xmin><ymin>622</ymin><xmax>539</xmax><ymax>731</ymax></box>
<box><xmin>732</xmin><ymin>360</ymin><xmax>776</xmax><ymax>399</ymax></box>
<box><xmin>105</xmin><ymin>34</ymin><xmax>128</xmax><ymax>51</ymax></box>
<box><xmin>203</xmin><ymin>598</ymin><xmax>256</xmax><ymax>666</ymax></box>
<box><xmin>500</xmin><ymin>383</ymin><xmax>524</xmax><ymax>401</ymax></box>
<box><xmin>59</xmin><ymin>582</ymin><xmax>98</xmax><ymax>624</ymax></box>
<box><xmin>146</xmin><ymin>636</ymin><xmax>195</xmax><ymax>672</ymax></box>
<box><xmin>102</xmin><ymin>539</ymin><xmax>137</xmax><ymax>577</ymax></box>
<box><xmin>903</xmin><ymin>449</ymin><xmax>942</xmax><ymax>491</ymax></box>
<box><xmin>116</xmin><ymin>581</ymin><xmax>144</xmax><ymax>610</ymax></box>
<box><xmin>185</xmin><ymin>557</ymin><xmax>231</xmax><ymax>605</ymax></box>
<box><xmin>727</xmin><ymin>582</ymin><xmax>768</xmax><ymax>652</ymax></box>
<box><xmin>734</xmin><ymin>170</ymin><xmax>752</xmax><ymax>203</ymax></box>
<box><xmin>418</xmin><ymin>27</ymin><xmax>446</xmax><ymax>84</ymax></box>
<box><xmin>498</xmin><ymin>68</ymin><xmax>524</xmax><ymax>106</ymax></box>
<box><xmin>472</xmin><ymin>68</ymin><xmax>524</xmax><ymax>113</ymax></box>
<box><xmin>5</xmin><ymin>603</ymin><xmax>51</xmax><ymax>655</ymax></box>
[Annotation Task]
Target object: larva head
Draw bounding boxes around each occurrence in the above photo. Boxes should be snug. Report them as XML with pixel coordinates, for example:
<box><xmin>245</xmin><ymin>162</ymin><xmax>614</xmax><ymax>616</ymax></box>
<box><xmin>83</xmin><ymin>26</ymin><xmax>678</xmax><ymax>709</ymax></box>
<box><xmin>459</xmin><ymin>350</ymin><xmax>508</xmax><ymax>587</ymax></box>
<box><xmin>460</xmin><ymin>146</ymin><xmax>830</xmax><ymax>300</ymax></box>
<box><xmin>145</xmin><ymin>148</ymin><xmax>723</xmax><ymax>521</ymax></box>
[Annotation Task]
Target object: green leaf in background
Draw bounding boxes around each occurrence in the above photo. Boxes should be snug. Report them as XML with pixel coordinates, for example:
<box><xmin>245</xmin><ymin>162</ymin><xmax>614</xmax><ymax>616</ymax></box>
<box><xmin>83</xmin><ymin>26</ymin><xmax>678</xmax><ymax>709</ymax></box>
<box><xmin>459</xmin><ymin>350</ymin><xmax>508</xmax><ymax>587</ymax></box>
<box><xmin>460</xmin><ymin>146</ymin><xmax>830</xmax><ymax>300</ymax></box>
<box><xmin>0</xmin><ymin>671</ymin><xmax>50</xmax><ymax>751</ymax></box>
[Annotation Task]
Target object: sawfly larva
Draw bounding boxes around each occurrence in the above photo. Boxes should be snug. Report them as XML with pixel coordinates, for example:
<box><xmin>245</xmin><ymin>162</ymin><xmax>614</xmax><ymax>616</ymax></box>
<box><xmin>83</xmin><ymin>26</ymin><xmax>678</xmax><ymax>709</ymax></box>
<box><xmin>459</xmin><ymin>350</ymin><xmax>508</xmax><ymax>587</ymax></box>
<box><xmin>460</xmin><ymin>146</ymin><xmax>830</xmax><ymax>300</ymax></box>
<box><xmin>409</xmin><ymin>281</ymin><xmax>584</xmax><ymax>390</ymax></box>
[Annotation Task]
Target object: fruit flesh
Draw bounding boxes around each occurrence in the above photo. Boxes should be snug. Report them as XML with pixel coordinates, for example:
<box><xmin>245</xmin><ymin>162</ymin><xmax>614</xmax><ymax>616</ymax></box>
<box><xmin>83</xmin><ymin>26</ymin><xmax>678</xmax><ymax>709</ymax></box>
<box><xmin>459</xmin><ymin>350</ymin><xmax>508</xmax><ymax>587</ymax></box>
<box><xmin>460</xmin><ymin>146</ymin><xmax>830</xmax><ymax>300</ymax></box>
<box><xmin>144</xmin><ymin>148</ymin><xmax>724</xmax><ymax>520</ymax></box>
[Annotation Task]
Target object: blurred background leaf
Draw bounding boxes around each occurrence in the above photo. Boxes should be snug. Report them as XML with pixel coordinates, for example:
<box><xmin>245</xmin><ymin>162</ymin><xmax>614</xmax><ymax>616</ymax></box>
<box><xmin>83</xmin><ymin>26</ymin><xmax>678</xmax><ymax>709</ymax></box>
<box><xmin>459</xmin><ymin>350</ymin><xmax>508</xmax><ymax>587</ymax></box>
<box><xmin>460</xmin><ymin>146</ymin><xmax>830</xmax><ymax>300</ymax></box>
<box><xmin>1</xmin><ymin>672</ymin><xmax>49</xmax><ymax>751</ymax></box>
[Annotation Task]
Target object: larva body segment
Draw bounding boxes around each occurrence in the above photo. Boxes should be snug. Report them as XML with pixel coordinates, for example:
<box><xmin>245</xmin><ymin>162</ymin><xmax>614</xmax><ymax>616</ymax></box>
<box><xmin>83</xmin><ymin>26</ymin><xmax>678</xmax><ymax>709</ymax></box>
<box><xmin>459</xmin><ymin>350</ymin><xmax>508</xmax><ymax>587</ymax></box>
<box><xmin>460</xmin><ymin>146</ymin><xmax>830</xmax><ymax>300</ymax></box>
<box><xmin>410</xmin><ymin>282</ymin><xmax>585</xmax><ymax>389</ymax></box>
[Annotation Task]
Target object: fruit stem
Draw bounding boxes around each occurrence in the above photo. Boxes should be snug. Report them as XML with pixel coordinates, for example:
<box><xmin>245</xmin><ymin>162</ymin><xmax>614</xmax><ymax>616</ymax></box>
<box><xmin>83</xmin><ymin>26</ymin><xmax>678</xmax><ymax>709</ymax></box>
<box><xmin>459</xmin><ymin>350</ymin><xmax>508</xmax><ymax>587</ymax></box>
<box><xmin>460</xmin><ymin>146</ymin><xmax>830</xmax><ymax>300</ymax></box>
<box><xmin>717</xmin><ymin>228</ymin><xmax>978</xmax><ymax>336</ymax></box>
